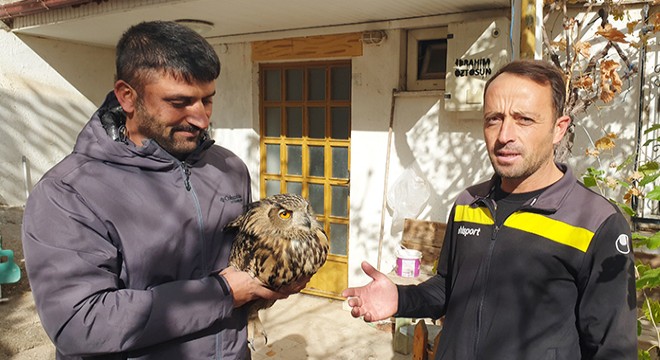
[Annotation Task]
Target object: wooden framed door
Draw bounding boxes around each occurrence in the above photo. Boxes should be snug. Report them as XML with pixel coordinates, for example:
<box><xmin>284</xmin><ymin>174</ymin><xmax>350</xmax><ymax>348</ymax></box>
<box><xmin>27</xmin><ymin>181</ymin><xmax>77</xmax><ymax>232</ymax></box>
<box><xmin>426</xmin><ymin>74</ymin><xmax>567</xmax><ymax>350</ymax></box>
<box><xmin>259</xmin><ymin>60</ymin><xmax>350</xmax><ymax>299</ymax></box>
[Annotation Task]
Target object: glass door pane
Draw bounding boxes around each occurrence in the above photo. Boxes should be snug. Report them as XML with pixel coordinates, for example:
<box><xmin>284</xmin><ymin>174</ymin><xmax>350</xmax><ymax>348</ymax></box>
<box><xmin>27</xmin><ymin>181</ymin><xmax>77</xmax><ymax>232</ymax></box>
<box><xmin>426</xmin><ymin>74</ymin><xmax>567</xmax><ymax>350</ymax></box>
<box><xmin>331</xmin><ymin>67</ymin><xmax>351</xmax><ymax>101</ymax></box>
<box><xmin>309</xmin><ymin>183</ymin><xmax>324</xmax><ymax>215</ymax></box>
<box><xmin>331</xmin><ymin>185</ymin><xmax>349</xmax><ymax>217</ymax></box>
<box><xmin>286</xmin><ymin>181</ymin><xmax>302</xmax><ymax>195</ymax></box>
<box><xmin>266</xmin><ymin>180</ymin><xmax>280</xmax><ymax>196</ymax></box>
<box><xmin>286</xmin><ymin>107</ymin><xmax>303</xmax><ymax>138</ymax></box>
<box><xmin>308</xmin><ymin>146</ymin><xmax>324</xmax><ymax>177</ymax></box>
<box><xmin>308</xmin><ymin>68</ymin><xmax>326</xmax><ymax>101</ymax></box>
<box><xmin>331</xmin><ymin>147</ymin><xmax>349</xmax><ymax>179</ymax></box>
<box><xmin>331</xmin><ymin>107</ymin><xmax>350</xmax><ymax>139</ymax></box>
<box><xmin>308</xmin><ymin>107</ymin><xmax>326</xmax><ymax>139</ymax></box>
<box><xmin>287</xmin><ymin>145</ymin><xmax>302</xmax><ymax>175</ymax></box>
<box><xmin>286</xmin><ymin>69</ymin><xmax>303</xmax><ymax>101</ymax></box>
<box><xmin>330</xmin><ymin>223</ymin><xmax>348</xmax><ymax>255</ymax></box>
<box><xmin>266</xmin><ymin>144</ymin><xmax>280</xmax><ymax>174</ymax></box>
<box><xmin>264</xmin><ymin>107</ymin><xmax>281</xmax><ymax>137</ymax></box>
<box><xmin>265</xmin><ymin>69</ymin><xmax>281</xmax><ymax>101</ymax></box>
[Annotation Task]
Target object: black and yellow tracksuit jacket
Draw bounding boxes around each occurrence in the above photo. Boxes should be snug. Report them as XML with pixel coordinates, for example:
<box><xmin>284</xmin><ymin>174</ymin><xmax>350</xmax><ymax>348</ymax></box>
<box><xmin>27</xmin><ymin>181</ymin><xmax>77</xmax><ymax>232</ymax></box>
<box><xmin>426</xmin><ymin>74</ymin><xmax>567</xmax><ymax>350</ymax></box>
<box><xmin>397</xmin><ymin>164</ymin><xmax>637</xmax><ymax>360</ymax></box>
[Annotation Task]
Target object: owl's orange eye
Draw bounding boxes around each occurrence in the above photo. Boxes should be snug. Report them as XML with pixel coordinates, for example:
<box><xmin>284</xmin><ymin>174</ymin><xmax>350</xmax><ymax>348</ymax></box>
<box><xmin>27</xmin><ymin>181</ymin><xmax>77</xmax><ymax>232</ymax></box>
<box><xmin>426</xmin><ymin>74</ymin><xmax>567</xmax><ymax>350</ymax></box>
<box><xmin>278</xmin><ymin>210</ymin><xmax>292</xmax><ymax>219</ymax></box>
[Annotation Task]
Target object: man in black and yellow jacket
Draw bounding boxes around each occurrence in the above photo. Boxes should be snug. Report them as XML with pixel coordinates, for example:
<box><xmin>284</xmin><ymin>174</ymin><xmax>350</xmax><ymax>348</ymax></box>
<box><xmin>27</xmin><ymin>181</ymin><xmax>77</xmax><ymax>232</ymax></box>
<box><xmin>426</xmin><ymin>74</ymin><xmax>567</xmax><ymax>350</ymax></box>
<box><xmin>342</xmin><ymin>59</ymin><xmax>636</xmax><ymax>360</ymax></box>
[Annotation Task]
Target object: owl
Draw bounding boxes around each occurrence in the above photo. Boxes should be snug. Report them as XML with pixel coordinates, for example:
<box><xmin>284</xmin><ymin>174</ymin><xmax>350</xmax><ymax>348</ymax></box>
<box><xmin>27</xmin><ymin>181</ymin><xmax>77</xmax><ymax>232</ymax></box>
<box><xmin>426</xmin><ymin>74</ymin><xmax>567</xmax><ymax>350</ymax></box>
<box><xmin>225</xmin><ymin>193</ymin><xmax>329</xmax><ymax>349</ymax></box>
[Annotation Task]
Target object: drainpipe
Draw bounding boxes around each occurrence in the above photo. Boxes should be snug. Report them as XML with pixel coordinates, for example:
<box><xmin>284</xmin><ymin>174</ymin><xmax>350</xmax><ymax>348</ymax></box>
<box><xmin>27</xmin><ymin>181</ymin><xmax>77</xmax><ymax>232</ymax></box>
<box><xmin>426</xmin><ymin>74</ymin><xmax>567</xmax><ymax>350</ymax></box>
<box><xmin>510</xmin><ymin>0</ymin><xmax>520</xmax><ymax>60</ymax></box>
<box><xmin>631</xmin><ymin>3</ymin><xmax>652</xmax><ymax>220</ymax></box>
<box><xmin>519</xmin><ymin>0</ymin><xmax>543</xmax><ymax>59</ymax></box>
<box><xmin>534</xmin><ymin>0</ymin><xmax>543</xmax><ymax>59</ymax></box>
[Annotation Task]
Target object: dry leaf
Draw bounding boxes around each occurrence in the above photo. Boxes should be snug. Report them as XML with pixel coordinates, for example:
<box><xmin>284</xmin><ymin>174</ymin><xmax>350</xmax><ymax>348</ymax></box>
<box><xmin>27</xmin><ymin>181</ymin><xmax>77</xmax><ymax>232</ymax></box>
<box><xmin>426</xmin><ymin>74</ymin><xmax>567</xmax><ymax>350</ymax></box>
<box><xmin>605</xmin><ymin>176</ymin><xmax>618</xmax><ymax>189</ymax></box>
<box><xmin>551</xmin><ymin>39</ymin><xmax>567</xmax><ymax>51</ymax></box>
<box><xmin>611</xmin><ymin>6</ymin><xmax>625</xmax><ymax>21</ymax></box>
<box><xmin>586</xmin><ymin>148</ymin><xmax>600</xmax><ymax>157</ymax></box>
<box><xmin>629</xmin><ymin>171</ymin><xmax>643</xmax><ymax>182</ymax></box>
<box><xmin>600</xmin><ymin>88</ymin><xmax>615</xmax><ymax>103</ymax></box>
<box><xmin>627</xmin><ymin>21</ymin><xmax>639</xmax><ymax>34</ymax></box>
<box><xmin>596</xmin><ymin>24</ymin><xmax>628</xmax><ymax>43</ymax></box>
<box><xmin>574</xmin><ymin>41</ymin><xmax>591</xmax><ymax>58</ymax></box>
<box><xmin>599</xmin><ymin>60</ymin><xmax>622</xmax><ymax>103</ymax></box>
<box><xmin>624</xmin><ymin>187</ymin><xmax>642</xmax><ymax>204</ymax></box>
<box><xmin>595</xmin><ymin>136</ymin><xmax>616</xmax><ymax>151</ymax></box>
<box><xmin>574</xmin><ymin>75</ymin><xmax>594</xmax><ymax>89</ymax></box>
<box><xmin>564</xmin><ymin>17</ymin><xmax>578</xmax><ymax>30</ymax></box>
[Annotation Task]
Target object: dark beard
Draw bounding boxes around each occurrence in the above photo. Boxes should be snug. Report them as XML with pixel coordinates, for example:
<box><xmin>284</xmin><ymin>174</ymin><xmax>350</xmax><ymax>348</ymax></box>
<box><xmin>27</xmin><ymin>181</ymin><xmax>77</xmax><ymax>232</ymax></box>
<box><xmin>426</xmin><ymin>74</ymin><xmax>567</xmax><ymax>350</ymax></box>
<box><xmin>134</xmin><ymin>100</ymin><xmax>204</xmax><ymax>160</ymax></box>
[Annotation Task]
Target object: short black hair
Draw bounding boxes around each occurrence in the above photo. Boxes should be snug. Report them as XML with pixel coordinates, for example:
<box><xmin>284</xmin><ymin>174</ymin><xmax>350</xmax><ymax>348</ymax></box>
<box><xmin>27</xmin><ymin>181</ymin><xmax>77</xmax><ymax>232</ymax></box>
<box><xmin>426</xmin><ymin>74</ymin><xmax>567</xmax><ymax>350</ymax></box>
<box><xmin>484</xmin><ymin>59</ymin><xmax>566</xmax><ymax>119</ymax></box>
<box><xmin>115</xmin><ymin>21</ymin><xmax>220</xmax><ymax>91</ymax></box>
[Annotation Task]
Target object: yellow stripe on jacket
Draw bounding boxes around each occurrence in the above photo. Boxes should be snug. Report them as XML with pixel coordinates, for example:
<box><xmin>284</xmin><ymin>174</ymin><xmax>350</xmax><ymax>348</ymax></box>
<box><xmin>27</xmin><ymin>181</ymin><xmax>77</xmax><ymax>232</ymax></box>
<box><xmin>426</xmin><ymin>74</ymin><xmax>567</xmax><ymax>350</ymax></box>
<box><xmin>454</xmin><ymin>205</ymin><xmax>594</xmax><ymax>252</ymax></box>
<box><xmin>455</xmin><ymin>205</ymin><xmax>494</xmax><ymax>225</ymax></box>
<box><xmin>504</xmin><ymin>212</ymin><xmax>593</xmax><ymax>252</ymax></box>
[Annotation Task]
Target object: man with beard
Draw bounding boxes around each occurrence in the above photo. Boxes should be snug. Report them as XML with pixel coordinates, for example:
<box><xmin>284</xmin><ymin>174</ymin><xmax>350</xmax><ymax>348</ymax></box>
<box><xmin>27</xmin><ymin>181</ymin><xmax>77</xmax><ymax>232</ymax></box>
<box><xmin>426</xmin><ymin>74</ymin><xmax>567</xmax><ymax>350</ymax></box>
<box><xmin>343</xmin><ymin>59</ymin><xmax>637</xmax><ymax>359</ymax></box>
<box><xmin>22</xmin><ymin>21</ymin><xmax>303</xmax><ymax>360</ymax></box>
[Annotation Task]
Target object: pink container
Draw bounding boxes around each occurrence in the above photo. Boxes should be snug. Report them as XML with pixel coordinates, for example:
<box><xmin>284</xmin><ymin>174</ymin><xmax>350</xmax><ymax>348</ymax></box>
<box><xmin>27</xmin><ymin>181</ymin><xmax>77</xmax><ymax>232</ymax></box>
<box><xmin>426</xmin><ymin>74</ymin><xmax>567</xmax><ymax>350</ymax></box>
<box><xmin>396</xmin><ymin>248</ymin><xmax>422</xmax><ymax>278</ymax></box>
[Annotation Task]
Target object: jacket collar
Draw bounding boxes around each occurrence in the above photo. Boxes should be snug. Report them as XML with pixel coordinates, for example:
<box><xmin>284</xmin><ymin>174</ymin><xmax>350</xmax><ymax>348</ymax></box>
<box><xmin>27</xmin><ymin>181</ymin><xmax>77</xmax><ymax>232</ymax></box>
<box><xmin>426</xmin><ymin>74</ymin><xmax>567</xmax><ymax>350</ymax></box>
<box><xmin>473</xmin><ymin>163</ymin><xmax>575</xmax><ymax>213</ymax></box>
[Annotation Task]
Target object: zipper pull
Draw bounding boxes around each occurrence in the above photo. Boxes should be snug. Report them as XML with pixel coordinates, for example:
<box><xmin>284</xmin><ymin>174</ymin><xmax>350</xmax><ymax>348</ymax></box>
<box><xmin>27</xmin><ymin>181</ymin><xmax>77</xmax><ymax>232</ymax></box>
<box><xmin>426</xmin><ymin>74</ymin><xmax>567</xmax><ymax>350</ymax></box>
<box><xmin>182</xmin><ymin>162</ymin><xmax>192</xmax><ymax>191</ymax></box>
<box><xmin>491</xmin><ymin>225</ymin><xmax>499</xmax><ymax>241</ymax></box>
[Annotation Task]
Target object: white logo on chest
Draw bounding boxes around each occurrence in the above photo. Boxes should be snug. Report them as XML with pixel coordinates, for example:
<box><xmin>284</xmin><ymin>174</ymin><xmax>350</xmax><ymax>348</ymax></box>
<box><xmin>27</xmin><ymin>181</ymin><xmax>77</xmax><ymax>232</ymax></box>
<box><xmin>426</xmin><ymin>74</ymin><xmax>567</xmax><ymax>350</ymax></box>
<box><xmin>457</xmin><ymin>225</ymin><xmax>481</xmax><ymax>237</ymax></box>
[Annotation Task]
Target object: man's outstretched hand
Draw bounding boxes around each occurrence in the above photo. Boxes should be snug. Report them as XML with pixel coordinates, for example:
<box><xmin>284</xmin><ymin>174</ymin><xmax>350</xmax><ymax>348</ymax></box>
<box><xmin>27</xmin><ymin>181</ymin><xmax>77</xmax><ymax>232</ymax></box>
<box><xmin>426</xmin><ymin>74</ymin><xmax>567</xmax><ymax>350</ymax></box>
<box><xmin>341</xmin><ymin>261</ymin><xmax>398</xmax><ymax>322</ymax></box>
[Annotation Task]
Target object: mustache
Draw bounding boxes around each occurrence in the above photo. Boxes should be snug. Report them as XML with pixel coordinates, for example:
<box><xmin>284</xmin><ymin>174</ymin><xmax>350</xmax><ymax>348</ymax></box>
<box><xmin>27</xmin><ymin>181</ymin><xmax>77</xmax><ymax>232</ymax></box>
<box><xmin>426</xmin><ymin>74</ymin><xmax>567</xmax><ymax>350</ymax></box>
<box><xmin>494</xmin><ymin>143</ymin><xmax>522</xmax><ymax>154</ymax></box>
<box><xmin>171</xmin><ymin>125</ymin><xmax>202</xmax><ymax>134</ymax></box>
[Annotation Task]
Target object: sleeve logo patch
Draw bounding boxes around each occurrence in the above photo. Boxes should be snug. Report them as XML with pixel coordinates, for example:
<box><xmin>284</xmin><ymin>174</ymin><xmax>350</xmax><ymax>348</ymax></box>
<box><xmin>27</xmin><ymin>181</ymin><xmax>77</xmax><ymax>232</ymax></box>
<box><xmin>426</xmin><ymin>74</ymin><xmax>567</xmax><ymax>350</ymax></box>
<box><xmin>615</xmin><ymin>234</ymin><xmax>631</xmax><ymax>254</ymax></box>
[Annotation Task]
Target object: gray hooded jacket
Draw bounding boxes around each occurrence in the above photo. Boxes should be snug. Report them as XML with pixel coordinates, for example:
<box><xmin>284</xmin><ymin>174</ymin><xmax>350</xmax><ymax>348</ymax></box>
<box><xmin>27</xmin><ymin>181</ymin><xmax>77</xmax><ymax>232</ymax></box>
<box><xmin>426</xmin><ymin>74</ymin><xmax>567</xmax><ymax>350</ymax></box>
<box><xmin>22</xmin><ymin>93</ymin><xmax>251</xmax><ymax>359</ymax></box>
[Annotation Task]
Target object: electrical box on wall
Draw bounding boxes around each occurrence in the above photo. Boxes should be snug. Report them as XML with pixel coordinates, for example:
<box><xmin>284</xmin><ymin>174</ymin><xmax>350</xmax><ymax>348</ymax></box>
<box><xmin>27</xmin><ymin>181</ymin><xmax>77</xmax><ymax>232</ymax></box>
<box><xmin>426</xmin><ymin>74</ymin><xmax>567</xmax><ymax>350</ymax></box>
<box><xmin>444</xmin><ymin>17</ymin><xmax>511</xmax><ymax>112</ymax></box>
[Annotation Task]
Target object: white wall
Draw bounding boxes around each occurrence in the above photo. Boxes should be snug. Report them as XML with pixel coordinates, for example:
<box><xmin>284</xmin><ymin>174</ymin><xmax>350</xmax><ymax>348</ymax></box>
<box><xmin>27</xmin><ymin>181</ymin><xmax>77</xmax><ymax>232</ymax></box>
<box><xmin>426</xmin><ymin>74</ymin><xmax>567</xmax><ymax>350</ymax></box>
<box><xmin>348</xmin><ymin>30</ymin><xmax>406</xmax><ymax>283</ymax></box>
<box><xmin>0</xmin><ymin>28</ymin><xmax>114</xmax><ymax>206</ymax></box>
<box><xmin>212</xmin><ymin>42</ymin><xmax>261</xmax><ymax>200</ymax></box>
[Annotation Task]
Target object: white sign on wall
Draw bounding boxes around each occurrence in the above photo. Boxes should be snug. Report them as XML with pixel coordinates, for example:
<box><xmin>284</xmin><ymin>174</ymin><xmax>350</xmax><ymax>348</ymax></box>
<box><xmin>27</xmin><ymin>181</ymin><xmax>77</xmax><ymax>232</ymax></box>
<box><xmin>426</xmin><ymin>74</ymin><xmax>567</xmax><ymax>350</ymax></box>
<box><xmin>444</xmin><ymin>17</ymin><xmax>512</xmax><ymax>112</ymax></box>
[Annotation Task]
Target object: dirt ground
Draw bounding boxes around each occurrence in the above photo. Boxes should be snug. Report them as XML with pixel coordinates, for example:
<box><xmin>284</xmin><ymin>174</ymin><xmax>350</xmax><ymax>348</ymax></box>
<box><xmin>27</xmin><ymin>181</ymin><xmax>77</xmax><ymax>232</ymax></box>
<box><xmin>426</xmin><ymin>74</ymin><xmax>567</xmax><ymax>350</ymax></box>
<box><xmin>0</xmin><ymin>206</ymin><xmax>55</xmax><ymax>359</ymax></box>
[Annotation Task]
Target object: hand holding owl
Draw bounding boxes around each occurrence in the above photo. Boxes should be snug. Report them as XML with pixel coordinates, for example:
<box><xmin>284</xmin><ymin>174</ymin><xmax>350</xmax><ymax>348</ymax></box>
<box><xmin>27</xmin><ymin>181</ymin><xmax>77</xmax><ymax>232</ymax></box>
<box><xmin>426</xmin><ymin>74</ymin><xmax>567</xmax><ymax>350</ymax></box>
<box><xmin>219</xmin><ymin>267</ymin><xmax>289</xmax><ymax>308</ymax></box>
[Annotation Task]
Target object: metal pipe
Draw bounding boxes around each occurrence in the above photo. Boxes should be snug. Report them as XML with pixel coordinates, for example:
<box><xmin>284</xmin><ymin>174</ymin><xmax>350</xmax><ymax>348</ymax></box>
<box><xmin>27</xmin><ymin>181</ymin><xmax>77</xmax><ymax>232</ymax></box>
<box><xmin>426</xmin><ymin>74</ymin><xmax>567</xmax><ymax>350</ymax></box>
<box><xmin>631</xmin><ymin>3</ymin><xmax>650</xmax><ymax>219</ymax></box>
<box><xmin>519</xmin><ymin>0</ymin><xmax>536</xmax><ymax>58</ymax></box>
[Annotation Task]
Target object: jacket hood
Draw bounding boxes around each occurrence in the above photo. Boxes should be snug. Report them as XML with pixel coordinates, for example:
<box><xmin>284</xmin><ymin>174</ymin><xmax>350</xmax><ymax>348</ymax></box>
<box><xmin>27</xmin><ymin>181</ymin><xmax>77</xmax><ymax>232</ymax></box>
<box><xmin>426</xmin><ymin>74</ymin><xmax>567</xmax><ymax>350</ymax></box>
<box><xmin>73</xmin><ymin>92</ymin><xmax>214</xmax><ymax>170</ymax></box>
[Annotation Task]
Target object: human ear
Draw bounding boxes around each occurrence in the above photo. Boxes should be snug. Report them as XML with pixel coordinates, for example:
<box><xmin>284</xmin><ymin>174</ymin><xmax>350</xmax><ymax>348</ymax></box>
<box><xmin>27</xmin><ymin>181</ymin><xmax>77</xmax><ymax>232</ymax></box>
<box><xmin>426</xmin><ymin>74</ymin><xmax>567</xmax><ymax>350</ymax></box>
<box><xmin>553</xmin><ymin>115</ymin><xmax>571</xmax><ymax>144</ymax></box>
<box><xmin>113</xmin><ymin>80</ymin><xmax>137</xmax><ymax>115</ymax></box>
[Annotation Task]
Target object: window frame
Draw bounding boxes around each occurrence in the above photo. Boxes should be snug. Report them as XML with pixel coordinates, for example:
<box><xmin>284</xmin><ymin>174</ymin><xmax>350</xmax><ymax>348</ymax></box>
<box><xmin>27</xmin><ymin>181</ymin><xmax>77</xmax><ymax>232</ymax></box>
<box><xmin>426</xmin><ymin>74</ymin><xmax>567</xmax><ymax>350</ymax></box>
<box><xmin>406</xmin><ymin>26</ymin><xmax>448</xmax><ymax>91</ymax></box>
